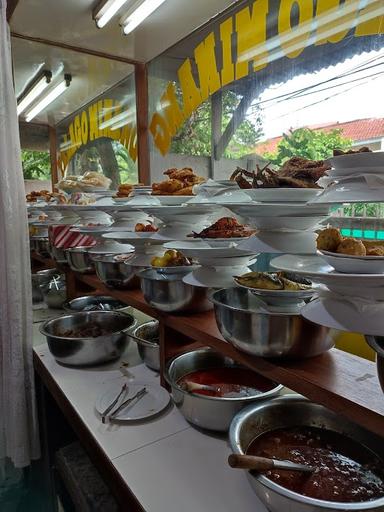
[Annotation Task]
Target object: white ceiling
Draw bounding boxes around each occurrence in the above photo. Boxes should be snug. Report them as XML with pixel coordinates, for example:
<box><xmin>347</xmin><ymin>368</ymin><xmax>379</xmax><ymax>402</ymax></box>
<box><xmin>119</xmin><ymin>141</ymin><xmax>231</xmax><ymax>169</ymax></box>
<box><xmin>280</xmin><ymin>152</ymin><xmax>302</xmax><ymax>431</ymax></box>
<box><xmin>11</xmin><ymin>0</ymin><xmax>237</xmax><ymax>62</ymax></box>
<box><xmin>11</xmin><ymin>0</ymin><xmax>237</xmax><ymax>127</ymax></box>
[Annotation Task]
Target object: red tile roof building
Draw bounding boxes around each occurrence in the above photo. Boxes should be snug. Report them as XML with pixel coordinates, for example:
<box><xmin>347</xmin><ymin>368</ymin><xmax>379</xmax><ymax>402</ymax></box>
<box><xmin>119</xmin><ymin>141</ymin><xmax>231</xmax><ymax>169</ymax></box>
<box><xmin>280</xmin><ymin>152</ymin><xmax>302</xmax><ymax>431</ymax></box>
<box><xmin>256</xmin><ymin>118</ymin><xmax>384</xmax><ymax>154</ymax></box>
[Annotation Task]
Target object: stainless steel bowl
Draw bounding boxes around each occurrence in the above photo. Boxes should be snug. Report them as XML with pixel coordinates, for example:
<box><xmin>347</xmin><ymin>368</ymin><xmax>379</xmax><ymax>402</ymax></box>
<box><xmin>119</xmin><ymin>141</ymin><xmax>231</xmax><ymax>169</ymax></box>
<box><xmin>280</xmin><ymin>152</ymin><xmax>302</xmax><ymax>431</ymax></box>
<box><xmin>211</xmin><ymin>288</ymin><xmax>332</xmax><ymax>359</ymax></box>
<box><xmin>50</xmin><ymin>245</ymin><xmax>69</xmax><ymax>266</ymax></box>
<box><xmin>229</xmin><ymin>395</ymin><xmax>384</xmax><ymax>512</ymax></box>
<box><xmin>138</xmin><ymin>268</ymin><xmax>212</xmax><ymax>313</ymax></box>
<box><xmin>32</xmin><ymin>269</ymin><xmax>59</xmax><ymax>304</ymax></box>
<box><xmin>164</xmin><ymin>347</ymin><xmax>283</xmax><ymax>431</ymax></box>
<box><xmin>92</xmin><ymin>254</ymin><xmax>140</xmax><ymax>290</ymax></box>
<box><xmin>365</xmin><ymin>336</ymin><xmax>384</xmax><ymax>394</ymax></box>
<box><xmin>32</xmin><ymin>237</ymin><xmax>51</xmax><ymax>257</ymax></box>
<box><xmin>40</xmin><ymin>310</ymin><xmax>136</xmax><ymax>366</ymax></box>
<box><xmin>63</xmin><ymin>295</ymin><xmax>128</xmax><ymax>313</ymax></box>
<box><xmin>129</xmin><ymin>320</ymin><xmax>160</xmax><ymax>371</ymax></box>
<box><xmin>65</xmin><ymin>246</ymin><xmax>94</xmax><ymax>273</ymax></box>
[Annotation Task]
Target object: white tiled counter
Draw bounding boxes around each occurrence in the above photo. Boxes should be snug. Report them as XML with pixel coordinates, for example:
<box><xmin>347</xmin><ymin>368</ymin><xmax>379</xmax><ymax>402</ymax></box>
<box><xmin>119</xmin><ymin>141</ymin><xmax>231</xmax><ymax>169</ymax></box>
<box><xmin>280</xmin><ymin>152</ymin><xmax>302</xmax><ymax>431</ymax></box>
<box><xmin>33</xmin><ymin>342</ymin><xmax>267</xmax><ymax>512</ymax></box>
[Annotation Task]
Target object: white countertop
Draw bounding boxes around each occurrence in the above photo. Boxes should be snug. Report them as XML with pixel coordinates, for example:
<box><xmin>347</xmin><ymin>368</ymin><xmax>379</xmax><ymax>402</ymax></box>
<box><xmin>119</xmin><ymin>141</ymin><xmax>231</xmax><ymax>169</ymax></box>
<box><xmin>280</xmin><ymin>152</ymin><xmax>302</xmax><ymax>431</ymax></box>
<box><xmin>33</xmin><ymin>340</ymin><xmax>267</xmax><ymax>512</ymax></box>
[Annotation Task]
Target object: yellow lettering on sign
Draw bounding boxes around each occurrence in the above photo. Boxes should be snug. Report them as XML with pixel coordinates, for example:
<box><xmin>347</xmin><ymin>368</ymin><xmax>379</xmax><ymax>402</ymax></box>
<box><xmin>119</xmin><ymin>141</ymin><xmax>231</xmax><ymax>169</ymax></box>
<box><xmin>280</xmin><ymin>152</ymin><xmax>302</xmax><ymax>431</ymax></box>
<box><xmin>235</xmin><ymin>0</ymin><xmax>269</xmax><ymax>80</ymax></box>
<box><xmin>150</xmin><ymin>113</ymin><xmax>171</xmax><ymax>156</ymax></box>
<box><xmin>194</xmin><ymin>32</ymin><xmax>221</xmax><ymax>103</ymax></box>
<box><xmin>73</xmin><ymin>115</ymin><xmax>82</xmax><ymax>146</ymax></box>
<box><xmin>129</xmin><ymin>126</ymin><xmax>138</xmax><ymax>162</ymax></box>
<box><xmin>102</xmin><ymin>99</ymin><xmax>114</xmax><ymax>138</ymax></box>
<box><xmin>160</xmin><ymin>82</ymin><xmax>185</xmax><ymax>137</ymax></box>
<box><xmin>81</xmin><ymin>111</ymin><xmax>88</xmax><ymax>145</ymax></box>
<box><xmin>89</xmin><ymin>103</ymin><xmax>99</xmax><ymax>141</ymax></box>
<box><xmin>177</xmin><ymin>59</ymin><xmax>202</xmax><ymax>118</ymax></box>
<box><xmin>120</xmin><ymin>124</ymin><xmax>131</xmax><ymax>149</ymax></box>
<box><xmin>315</xmin><ymin>0</ymin><xmax>358</xmax><ymax>45</ymax></box>
<box><xmin>355</xmin><ymin>0</ymin><xmax>384</xmax><ymax>36</ymax></box>
<box><xmin>220</xmin><ymin>17</ymin><xmax>235</xmax><ymax>87</ymax></box>
<box><xmin>278</xmin><ymin>0</ymin><xmax>313</xmax><ymax>58</ymax></box>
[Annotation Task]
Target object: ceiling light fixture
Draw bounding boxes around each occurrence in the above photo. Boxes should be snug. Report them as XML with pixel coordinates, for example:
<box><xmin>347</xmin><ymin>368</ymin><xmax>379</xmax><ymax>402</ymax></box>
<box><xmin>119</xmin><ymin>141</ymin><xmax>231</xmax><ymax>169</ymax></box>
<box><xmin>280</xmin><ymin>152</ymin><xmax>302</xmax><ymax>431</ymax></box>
<box><xmin>25</xmin><ymin>74</ymin><xmax>72</xmax><ymax>123</ymax></box>
<box><xmin>121</xmin><ymin>0</ymin><xmax>166</xmax><ymax>35</ymax></box>
<box><xmin>94</xmin><ymin>0</ymin><xmax>131</xmax><ymax>28</ymax></box>
<box><xmin>17</xmin><ymin>70</ymin><xmax>52</xmax><ymax>116</ymax></box>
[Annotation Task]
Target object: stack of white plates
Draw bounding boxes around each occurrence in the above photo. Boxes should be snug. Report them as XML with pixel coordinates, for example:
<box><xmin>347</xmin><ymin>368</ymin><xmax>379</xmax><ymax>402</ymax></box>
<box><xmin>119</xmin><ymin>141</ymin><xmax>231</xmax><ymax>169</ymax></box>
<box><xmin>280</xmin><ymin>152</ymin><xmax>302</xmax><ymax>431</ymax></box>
<box><xmin>270</xmin><ymin>254</ymin><xmax>384</xmax><ymax>336</ymax></box>
<box><xmin>310</xmin><ymin>151</ymin><xmax>384</xmax><ymax>204</ymax></box>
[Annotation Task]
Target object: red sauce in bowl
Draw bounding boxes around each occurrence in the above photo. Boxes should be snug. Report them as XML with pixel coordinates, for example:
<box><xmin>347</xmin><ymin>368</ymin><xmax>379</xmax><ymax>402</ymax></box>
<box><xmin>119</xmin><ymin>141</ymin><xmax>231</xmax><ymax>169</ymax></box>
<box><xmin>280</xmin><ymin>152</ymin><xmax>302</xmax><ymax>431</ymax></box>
<box><xmin>247</xmin><ymin>426</ymin><xmax>384</xmax><ymax>503</ymax></box>
<box><xmin>177</xmin><ymin>367</ymin><xmax>276</xmax><ymax>398</ymax></box>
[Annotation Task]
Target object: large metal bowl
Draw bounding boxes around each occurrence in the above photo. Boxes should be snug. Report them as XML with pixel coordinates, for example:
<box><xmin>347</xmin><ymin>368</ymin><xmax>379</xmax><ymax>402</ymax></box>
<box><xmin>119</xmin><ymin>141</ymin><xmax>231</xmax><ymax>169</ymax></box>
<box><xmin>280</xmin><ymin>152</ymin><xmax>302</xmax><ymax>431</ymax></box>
<box><xmin>164</xmin><ymin>347</ymin><xmax>283</xmax><ymax>431</ymax></box>
<box><xmin>32</xmin><ymin>237</ymin><xmax>51</xmax><ymax>257</ymax></box>
<box><xmin>129</xmin><ymin>320</ymin><xmax>160</xmax><ymax>371</ymax></box>
<box><xmin>92</xmin><ymin>254</ymin><xmax>140</xmax><ymax>290</ymax></box>
<box><xmin>40</xmin><ymin>310</ymin><xmax>136</xmax><ymax>366</ymax></box>
<box><xmin>138</xmin><ymin>268</ymin><xmax>212</xmax><ymax>313</ymax></box>
<box><xmin>365</xmin><ymin>336</ymin><xmax>384</xmax><ymax>394</ymax></box>
<box><xmin>50</xmin><ymin>245</ymin><xmax>69</xmax><ymax>267</ymax></box>
<box><xmin>229</xmin><ymin>395</ymin><xmax>384</xmax><ymax>512</ymax></box>
<box><xmin>210</xmin><ymin>287</ymin><xmax>332</xmax><ymax>359</ymax></box>
<box><xmin>65</xmin><ymin>246</ymin><xmax>94</xmax><ymax>274</ymax></box>
<box><xmin>63</xmin><ymin>295</ymin><xmax>128</xmax><ymax>313</ymax></box>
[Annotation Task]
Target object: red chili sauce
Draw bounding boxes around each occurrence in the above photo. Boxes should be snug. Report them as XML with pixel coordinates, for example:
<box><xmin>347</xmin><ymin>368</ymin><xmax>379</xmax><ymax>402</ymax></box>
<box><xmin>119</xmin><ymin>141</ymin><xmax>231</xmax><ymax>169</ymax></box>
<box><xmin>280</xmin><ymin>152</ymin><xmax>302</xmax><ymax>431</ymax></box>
<box><xmin>247</xmin><ymin>426</ymin><xmax>384</xmax><ymax>503</ymax></box>
<box><xmin>177</xmin><ymin>367</ymin><xmax>276</xmax><ymax>398</ymax></box>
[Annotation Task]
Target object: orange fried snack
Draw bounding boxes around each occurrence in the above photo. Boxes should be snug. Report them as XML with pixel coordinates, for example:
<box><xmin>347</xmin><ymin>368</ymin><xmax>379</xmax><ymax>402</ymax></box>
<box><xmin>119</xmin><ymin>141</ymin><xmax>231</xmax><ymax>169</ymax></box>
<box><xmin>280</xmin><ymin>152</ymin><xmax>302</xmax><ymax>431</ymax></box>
<box><xmin>152</xmin><ymin>168</ymin><xmax>205</xmax><ymax>196</ymax></box>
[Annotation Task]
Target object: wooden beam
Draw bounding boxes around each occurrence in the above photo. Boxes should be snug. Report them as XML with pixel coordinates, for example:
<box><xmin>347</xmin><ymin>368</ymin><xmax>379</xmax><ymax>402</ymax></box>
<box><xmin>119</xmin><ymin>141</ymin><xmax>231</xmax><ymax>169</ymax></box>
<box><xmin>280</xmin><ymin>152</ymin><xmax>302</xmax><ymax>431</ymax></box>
<box><xmin>215</xmin><ymin>90</ymin><xmax>256</xmax><ymax>160</ymax></box>
<box><xmin>49</xmin><ymin>126</ymin><xmax>58</xmax><ymax>191</ymax></box>
<box><xmin>6</xmin><ymin>0</ymin><xmax>19</xmax><ymax>21</ymax></box>
<box><xmin>135</xmin><ymin>63</ymin><xmax>150</xmax><ymax>185</ymax></box>
<box><xmin>11</xmin><ymin>32</ymin><xmax>141</xmax><ymax>66</ymax></box>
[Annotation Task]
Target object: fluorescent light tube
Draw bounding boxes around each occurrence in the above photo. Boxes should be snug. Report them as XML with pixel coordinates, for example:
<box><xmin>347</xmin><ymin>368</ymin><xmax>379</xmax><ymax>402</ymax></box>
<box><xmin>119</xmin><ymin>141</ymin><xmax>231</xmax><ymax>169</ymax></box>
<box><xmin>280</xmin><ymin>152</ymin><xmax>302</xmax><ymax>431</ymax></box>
<box><xmin>25</xmin><ymin>75</ymin><xmax>71</xmax><ymax>123</ymax></box>
<box><xmin>17</xmin><ymin>71</ymin><xmax>51</xmax><ymax>116</ymax></box>
<box><xmin>99</xmin><ymin>108</ymin><xmax>135</xmax><ymax>130</ymax></box>
<box><xmin>95</xmin><ymin>0</ymin><xmax>131</xmax><ymax>28</ymax></box>
<box><xmin>122</xmin><ymin>0</ymin><xmax>166</xmax><ymax>35</ymax></box>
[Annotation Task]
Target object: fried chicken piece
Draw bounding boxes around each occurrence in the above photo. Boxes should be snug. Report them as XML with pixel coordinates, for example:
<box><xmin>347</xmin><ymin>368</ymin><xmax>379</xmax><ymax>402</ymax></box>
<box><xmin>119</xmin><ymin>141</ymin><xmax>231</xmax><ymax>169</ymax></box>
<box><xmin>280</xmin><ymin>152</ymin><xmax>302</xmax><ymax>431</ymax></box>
<box><xmin>337</xmin><ymin>238</ymin><xmax>366</xmax><ymax>256</ymax></box>
<box><xmin>173</xmin><ymin>186</ymin><xmax>194</xmax><ymax>195</ymax></box>
<box><xmin>316</xmin><ymin>227</ymin><xmax>343</xmax><ymax>252</ymax></box>
<box><xmin>190</xmin><ymin>217</ymin><xmax>255</xmax><ymax>238</ymax></box>
<box><xmin>279</xmin><ymin>157</ymin><xmax>330</xmax><ymax>186</ymax></box>
<box><xmin>135</xmin><ymin>222</ymin><xmax>158</xmax><ymax>232</ymax></box>
<box><xmin>152</xmin><ymin>179</ymin><xmax>183</xmax><ymax>194</ymax></box>
<box><xmin>333</xmin><ymin>147</ymin><xmax>372</xmax><ymax>156</ymax></box>
<box><xmin>365</xmin><ymin>246</ymin><xmax>384</xmax><ymax>256</ymax></box>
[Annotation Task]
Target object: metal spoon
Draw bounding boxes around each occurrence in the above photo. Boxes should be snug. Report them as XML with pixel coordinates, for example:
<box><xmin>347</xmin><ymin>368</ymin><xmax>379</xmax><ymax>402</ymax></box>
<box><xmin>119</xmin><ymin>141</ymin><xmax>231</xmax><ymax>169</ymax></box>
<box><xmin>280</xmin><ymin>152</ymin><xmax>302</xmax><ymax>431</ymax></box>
<box><xmin>228</xmin><ymin>454</ymin><xmax>315</xmax><ymax>473</ymax></box>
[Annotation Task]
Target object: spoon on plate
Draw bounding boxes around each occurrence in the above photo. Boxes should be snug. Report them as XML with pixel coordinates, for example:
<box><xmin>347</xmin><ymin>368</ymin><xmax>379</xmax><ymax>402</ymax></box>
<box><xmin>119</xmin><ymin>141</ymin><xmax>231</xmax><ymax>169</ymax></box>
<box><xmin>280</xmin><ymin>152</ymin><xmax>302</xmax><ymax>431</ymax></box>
<box><xmin>228</xmin><ymin>454</ymin><xmax>315</xmax><ymax>473</ymax></box>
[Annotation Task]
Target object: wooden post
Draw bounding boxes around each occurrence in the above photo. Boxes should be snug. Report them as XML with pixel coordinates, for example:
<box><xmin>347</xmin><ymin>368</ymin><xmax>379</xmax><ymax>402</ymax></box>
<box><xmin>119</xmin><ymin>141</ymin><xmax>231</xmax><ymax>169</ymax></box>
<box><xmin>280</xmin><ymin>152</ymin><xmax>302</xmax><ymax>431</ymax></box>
<box><xmin>135</xmin><ymin>63</ymin><xmax>150</xmax><ymax>185</ymax></box>
<box><xmin>210</xmin><ymin>91</ymin><xmax>222</xmax><ymax>179</ymax></box>
<box><xmin>49</xmin><ymin>126</ymin><xmax>58</xmax><ymax>191</ymax></box>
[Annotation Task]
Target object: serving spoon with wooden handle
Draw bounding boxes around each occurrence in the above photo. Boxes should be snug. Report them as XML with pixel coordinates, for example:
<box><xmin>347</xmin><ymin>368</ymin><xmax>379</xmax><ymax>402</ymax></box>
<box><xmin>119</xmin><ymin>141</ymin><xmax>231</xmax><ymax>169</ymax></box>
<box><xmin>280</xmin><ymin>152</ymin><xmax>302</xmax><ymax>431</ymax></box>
<box><xmin>228</xmin><ymin>454</ymin><xmax>315</xmax><ymax>473</ymax></box>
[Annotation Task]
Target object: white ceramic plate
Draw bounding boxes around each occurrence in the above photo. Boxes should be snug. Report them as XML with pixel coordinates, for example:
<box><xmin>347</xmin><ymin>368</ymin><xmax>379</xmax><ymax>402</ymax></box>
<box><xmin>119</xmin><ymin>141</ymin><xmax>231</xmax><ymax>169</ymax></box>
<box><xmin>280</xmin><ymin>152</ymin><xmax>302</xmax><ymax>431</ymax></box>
<box><xmin>326</xmin><ymin>166</ymin><xmax>384</xmax><ymax>177</ymax></box>
<box><xmin>112</xmin><ymin>197</ymin><xmax>130</xmax><ymax>203</ymax></box>
<box><xmin>308</xmin><ymin>175</ymin><xmax>384</xmax><ymax>204</ymax></box>
<box><xmin>71</xmin><ymin>225</ymin><xmax>112</xmax><ymax>234</ymax></box>
<box><xmin>271</xmin><ymin>254</ymin><xmax>384</xmax><ymax>298</ymax></box>
<box><xmin>302</xmin><ymin>297</ymin><xmax>384</xmax><ymax>336</ymax></box>
<box><xmin>95</xmin><ymin>382</ymin><xmax>170</xmax><ymax>422</ymax></box>
<box><xmin>237</xmin><ymin>231</ymin><xmax>317</xmax><ymax>254</ymax></box>
<box><xmin>242</xmin><ymin>215</ymin><xmax>327</xmax><ymax>231</ymax></box>
<box><xmin>317</xmin><ymin>250</ymin><xmax>384</xmax><ymax>274</ymax></box>
<box><xmin>182</xmin><ymin>265</ymin><xmax>251</xmax><ymax>288</ymax></box>
<box><xmin>103</xmin><ymin>231</ymin><xmax>156</xmax><ymax>243</ymax></box>
<box><xmin>227</xmin><ymin>202</ymin><xmax>330</xmax><ymax>218</ymax></box>
<box><xmin>152</xmin><ymin>264</ymin><xmax>198</xmax><ymax>275</ymax></box>
<box><xmin>234</xmin><ymin>279</ymin><xmax>315</xmax><ymax>304</ymax></box>
<box><xmin>319</xmin><ymin>249</ymin><xmax>384</xmax><ymax>260</ymax></box>
<box><xmin>243</xmin><ymin>188</ymin><xmax>321</xmax><ymax>203</ymax></box>
<box><xmin>88</xmin><ymin>242</ymin><xmax>134</xmax><ymax>255</ymax></box>
<box><xmin>190</xmin><ymin>237</ymin><xmax>248</xmax><ymax>247</ymax></box>
<box><xmin>164</xmin><ymin>240</ymin><xmax>256</xmax><ymax>259</ymax></box>
<box><xmin>326</xmin><ymin>151</ymin><xmax>384</xmax><ymax>169</ymax></box>
<box><xmin>155</xmin><ymin>195</ymin><xmax>191</xmax><ymax>206</ymax></box>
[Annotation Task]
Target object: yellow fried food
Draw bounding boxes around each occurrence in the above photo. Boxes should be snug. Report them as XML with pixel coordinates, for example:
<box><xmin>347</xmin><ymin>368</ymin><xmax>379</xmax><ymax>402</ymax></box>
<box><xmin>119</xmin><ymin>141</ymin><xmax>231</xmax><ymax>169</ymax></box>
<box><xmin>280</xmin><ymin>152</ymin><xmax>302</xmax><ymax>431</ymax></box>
<box><xmin>365</xmin><ymin>246</ymin><xmax>384</xmax><ymax>256</ymax></box>
<box><xmin>336</xmin><ymin>238</ymin><xmax>366</xmax><ymax>256</ymax></box>
<box><xmin>316</xmin><ymin>227</ymin><xmax>343</xmax><ymax>252</ymax></box>
<box><xmin>280</xmin><ymin>277</ymin><xmax>311</xmax><ymax>290</ymax></box>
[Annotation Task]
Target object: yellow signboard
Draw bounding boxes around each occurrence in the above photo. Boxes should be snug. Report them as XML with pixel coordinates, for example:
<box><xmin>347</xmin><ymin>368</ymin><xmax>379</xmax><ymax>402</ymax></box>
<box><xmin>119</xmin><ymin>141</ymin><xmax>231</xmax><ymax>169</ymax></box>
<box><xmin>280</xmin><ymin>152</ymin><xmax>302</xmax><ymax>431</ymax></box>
<box><xmin>58</xmin><ymin>98</ymin><xmax>137</xmax><ymax>172</ymax></box>
<box><xmin>149</xmin><ymin>0</ymin><xmax>383</xmax><ymax>156</ymax></box>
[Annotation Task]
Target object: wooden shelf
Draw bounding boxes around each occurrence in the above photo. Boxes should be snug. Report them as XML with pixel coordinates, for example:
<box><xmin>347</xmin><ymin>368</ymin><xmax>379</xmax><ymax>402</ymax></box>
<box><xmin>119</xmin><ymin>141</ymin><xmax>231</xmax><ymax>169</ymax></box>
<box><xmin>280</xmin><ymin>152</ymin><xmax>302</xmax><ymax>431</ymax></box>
<box><xmin>73</xmin><ymin>272</ymin><xmax>384</xmax><ymax>438</ymax></box>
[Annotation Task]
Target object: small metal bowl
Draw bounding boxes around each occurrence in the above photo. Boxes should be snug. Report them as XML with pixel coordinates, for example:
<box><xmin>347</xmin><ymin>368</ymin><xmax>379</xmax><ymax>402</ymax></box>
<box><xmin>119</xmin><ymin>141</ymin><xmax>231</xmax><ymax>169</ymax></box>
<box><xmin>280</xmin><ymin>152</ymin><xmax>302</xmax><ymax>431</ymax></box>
<box><xmin>138</xmin><ymin>268</ymin><xmax>212</xmax><ymax>313</ymax></box>
<box><xmin>92</xmin><ymin>254</ymin><xmax>140</xmax><ymax>290</ymax></box>
<box><xmin>32</xmin><ymin>237</ymin><xmax>51</xmax><ymax>257</ymax></box>
<box><xmin>365</xmin><ymin>336</ymin><xmax>384</xmax><ymax>394</ymax></box>
<box><xmin>210</xmin><ymin>287</ymin><xmax>332</xmax><ymax>359</ymax></box>
<box><xmin>63</xmin><ymin>295</ymin><xmax>128</xmax><ymax>313</ymax></box>
<box><xmin>129</xmin><ymin>320</ymin><xmax>160</xmax><ymax>371</ymax></box>
<box><xmin>40</xmin><ymin>310</ymin><xmax>136</xmax><ymax>366</ymax></box>
<box><xmin>229</xmin><ymin>395</ymin><xmax>384</xmax><ymax>512</ymax></box>
<box><xmin>65</xmin><ymin>246</ymin><xmax>94</xmax><ymax>274</ymax></box>
<box><xmin>165</xmin><ymin>347</ymin><xmax>282</xmax><ymax>431</ymax></box>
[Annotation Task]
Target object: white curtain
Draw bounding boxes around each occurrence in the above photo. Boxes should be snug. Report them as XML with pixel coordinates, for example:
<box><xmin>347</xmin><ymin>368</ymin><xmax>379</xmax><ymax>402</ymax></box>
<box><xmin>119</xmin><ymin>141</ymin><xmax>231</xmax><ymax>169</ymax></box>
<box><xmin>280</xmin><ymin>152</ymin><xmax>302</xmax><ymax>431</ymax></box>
<box><xmin>0</xmin><ymin>0</ymin><xmax>40</xmax><ymax>467</ymax></box>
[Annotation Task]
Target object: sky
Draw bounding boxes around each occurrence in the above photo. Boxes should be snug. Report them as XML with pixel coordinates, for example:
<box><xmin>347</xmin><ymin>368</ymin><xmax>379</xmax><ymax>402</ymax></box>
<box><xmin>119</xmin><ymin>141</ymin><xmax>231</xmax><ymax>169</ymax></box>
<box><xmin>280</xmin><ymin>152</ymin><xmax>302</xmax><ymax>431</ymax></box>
<box><xmin>249</xmin><ymin>49</ymin><xmax>384</xmax><ymax>140</ymax></box>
